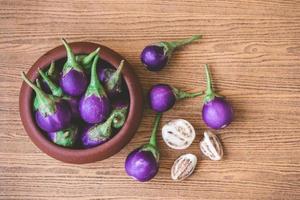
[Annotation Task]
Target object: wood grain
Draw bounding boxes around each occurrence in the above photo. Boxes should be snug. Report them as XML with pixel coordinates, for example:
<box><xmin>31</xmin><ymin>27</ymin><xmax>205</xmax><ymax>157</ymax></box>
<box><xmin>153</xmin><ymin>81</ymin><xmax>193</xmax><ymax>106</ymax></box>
<box><xmin>0</xmin><ymin>0</ymin><xmax>300</xmax><ymax>199</ymax></box>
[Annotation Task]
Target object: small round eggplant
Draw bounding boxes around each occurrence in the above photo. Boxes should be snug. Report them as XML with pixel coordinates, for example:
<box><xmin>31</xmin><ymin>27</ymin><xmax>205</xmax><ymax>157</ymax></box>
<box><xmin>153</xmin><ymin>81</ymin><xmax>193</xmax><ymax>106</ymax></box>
<box><xmin>38</xmin><ymin>68</ymin><xmax>80</xmax><ymax>119</ymax></box>
<box><xmin>79</xmin><ymin>54</ymin><xmax>111</xmax><ymax>124</ymax></box>
<box><xmin>148</xmin><ymin>84</ymin><xmax>203</xmax><ymax>113</ymax></box>
<box><xmin>75</xmin><ymin>47</ymin><xmax>100</xmax><ymax>72</ymax></box>
<box><xmin>140</xmin><ymin>35</ymin><xmax>201</xmax><ymax>71</ymax></box>
<box><xmin>202</xmin><ymin>64</ymin><xmax>233</xmax><ymax>129</ymax></box>
<box><xmin>125</xmin><ymin>113</ymin><xmax>161</xmax><ymax>182</ymax></box>
<box><xmin>81</xmin><ymin>107</ymin><xmax>127</xmax><ymax>148</ymax></box>
<box><xmin>22</xmin><ymin>72</ymin><xmax>71</xmax><ymax>132</ymax></box>
<box><xmin>60</xmin><ymin>38</ymin><xmax>88</xmax><ymax>96</ymax></box>
<box><xmin>98</xmin><ymin>60</ymin><xmax>125</xmax><ymax>97</ymax></box>
<box><xmin>48</xmin><ymin>125</ymin><xmax>78</xmax><ymax>147</ymax></box>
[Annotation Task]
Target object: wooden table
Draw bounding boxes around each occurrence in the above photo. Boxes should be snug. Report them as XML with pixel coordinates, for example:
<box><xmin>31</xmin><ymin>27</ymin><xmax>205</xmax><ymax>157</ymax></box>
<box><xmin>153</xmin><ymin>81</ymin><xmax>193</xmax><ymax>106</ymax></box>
<box><xmin>1</xmin><ymin>0</ymin><xmax>300</xmax><ymax>199</ymax></box>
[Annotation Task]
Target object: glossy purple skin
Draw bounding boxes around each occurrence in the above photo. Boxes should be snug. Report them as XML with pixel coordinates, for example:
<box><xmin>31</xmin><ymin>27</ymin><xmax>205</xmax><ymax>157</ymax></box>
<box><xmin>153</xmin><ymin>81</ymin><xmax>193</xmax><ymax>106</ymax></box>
<box><xmin>81</xmin><ymin>126</ymin><xmax>108</xmax><ymax>148</ymax></box>
<box><xmin>148</xmin><ymin>84</ymin><xmax>175</xmax><ymax>112</ymax></box>
<box><xmin>35</xmin><ymin>101</ymin><xmax>72</xmax><ymax>132</ymax></box>
<box><xmin>60</xmin><ymin>69</ymin><xmax>88</xmax><ymax>96</ymax></box>
<box><xmin>125</xmin><ymin>147</ymin><xmax>159</xmax><ymax>182</ymax></box>
<box><xmin>202</xmin><ymin>97</ymin><xmax>234</xmax><ymax>129</ymax></box>
<box><xmin>79</xmin><ymin>94</ymin><xmax>111</xmax><ymax>124</ymax></box>
<box><xmin>66</xmin><ymin>97</ymin><xmax>80</xmax><ymax>119</ymax></box>
<box><xmin>140</xmin><ymin>45</ymin><xmax>168</xmax><ymax>71</ymax></box>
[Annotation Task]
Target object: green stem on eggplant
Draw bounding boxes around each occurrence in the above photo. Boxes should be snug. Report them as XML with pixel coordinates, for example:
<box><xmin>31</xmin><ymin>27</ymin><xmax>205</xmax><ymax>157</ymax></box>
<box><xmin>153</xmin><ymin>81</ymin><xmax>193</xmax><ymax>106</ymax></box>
<box><xmin>36</xmin><ymin>79</ymin><xmax>41</xmax><ymax>88</ymax></box>
<box><xmin>204</xmin><ymin>64</ymin><xmax>219</xmax><ymax>103</ymax></box>
<box><xmin>61</xmin><ymin>38</ymin><xmax>83</xmax><ymax>74</ymax></box>
<box><xmin>38</xmin><ymin>68</ymin><xmax>63</xmax><ymax>97</ymax></box>
<box><xmin>85</xmin><ymin>55</ymin><xmax>107</xmax><ymax>97</ymax></box>
<box><xmin>21</xmin><ymin>72</ymin><xmax>56</xmax><ymax>115</ymax></box>
<box><xmin>88</xmin><ymin>109</ymin><xmax>119</xmax><ymax>140</ymax></box>
<box><xmin>172</xmin><ymin>87</ymin><xmax>204</xmax><ymax>100</ymax></box>
<box><xmin>82</xmin><ymin>48</ymin><xmax>100</xmax><ymax>66</ymax></box>
<box><xmin>141</xmin><ymin>113</ymin><xmax>162</xmax><ymax>162</ymax></box>
<box><xmin>170</xmin><ymin>35</ymin><xmax>202</xmax><ymax>48</ymax></box>
<box><xmin>158</xmin><ymin>35</ymin><xmax>202</xmax><ymax>56</ymax></box>
<box><xmin>47</xmin><ymin>62</ymin><xmax>56</xmax><ymax>77</ymax></box>
<box><xmin>149</xmin><ymin>113</ymin><xmax>162</xmax><ymax>148</ymax></box>
<box><xmin>33</xmin><ymin>79</ymin><xmax>41</xmax><ymax>111</ymax></box>
<box><xmin>106</xmin><ymin>60</ymin><xmax>125</xmax><ymax>91</ymax></box>
<box><xmin>112</xmin><ymin>106</ymin><xmax>128</xmax><ymax>129</ymax></box>
<box><xmin>53</xmin><ymin>125</ymin><xmax>78</xmax><ymax>147</ymax></box>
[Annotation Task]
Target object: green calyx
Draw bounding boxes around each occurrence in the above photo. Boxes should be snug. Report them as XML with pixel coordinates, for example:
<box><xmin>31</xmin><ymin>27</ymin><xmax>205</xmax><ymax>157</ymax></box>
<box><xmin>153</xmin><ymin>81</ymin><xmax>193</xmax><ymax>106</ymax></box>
<box><xmin>172</xmin><ymin>86</ymin><xmax>203</xmax><ymax>100</ymax></box>
<box><xmin>33</xmin><ymin>79</ymin><xmax>41</xmax><ymax>111</ymax></box>
<box><xmin>112</xmin><ymin>106</ymin><xmax>128</xmax><ymax>129</ymax></box>
<box><xmin>88</xmin><ymin>117</ymin><xmax>114</xmax><ymax>141</ymax></box>
<box><xmin>82</xmin><ymin>48</ymin><xmax>100</xmax><ymax>66</ymax></box>
<box><xmin>204</xmin><ymin>64</ymin><xmax>222</xmax><ymax>103</ymax></box>
<box><xmin>88</xmin><ymin>109</ymin><xmax>122</xmax><ymax>141</ymax></box>
<box><xmin>76</xmin><ymin>47</ymin><xmax>100</xmax><ymax>71</ymax></box>
<box><xmin>46</xmin><ymin>61</ymin><xmax>59</xmax><ymax>81</ymax></box>
<box><xmin>158</xmin><ymin>35</ymin><xmax>202</xmax><ymax>57</ymax></box>
<box><xmin>38</xmin><ymin>66</ymin><xmax>63</xmax><ymax>97</ymax></box>
<box><xmin>21</xmin><ymin>72</ymin><xmax>56</xmax><ymax>116</ymax></box>
<box><xmin>106</xmin><ymin>60</ymin><xmax>125</xmax><ymax>92</ymax></box>
<box><xmin>53</xmin><ymin>125</ymin><xmax>78</xmax><ymax>147</ymax></box>
<box><xmin>35</xmin><ymin>78</ymin><xmax>41</xmax><ymax>88</ymax></box>
<box><xmin>141</xmin><ymin>143</ymin><xmax>160</xmax><ymax>163</ymax></box>
<box><xmin>85</xmin><ymin>54</ymin><xmax>107</xmax><ymax>98</ymax></box>
<box><xmin>61</xmin><ymin>38</ymin><xmax>84</xmax><ymax>75</ymax></box>
<box><xmin>75</xmin><ymin>55</ymin><xmax>85</xmax><ymax>64</ymax></box>
<box><xmin>141</xmin><ymin>113</ymin><xmax>162</xmax><ymax>162</ymax></box>
<box><xmin>88</xmin><ymin>108</ymin><xmax>128</xmax><ymax>141</ymax></box>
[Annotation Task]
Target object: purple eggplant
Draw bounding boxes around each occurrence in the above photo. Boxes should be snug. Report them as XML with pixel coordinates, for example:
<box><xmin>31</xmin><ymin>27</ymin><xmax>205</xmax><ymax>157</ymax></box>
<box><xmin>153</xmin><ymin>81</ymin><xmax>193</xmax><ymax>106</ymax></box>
<box><xmin>38</xmin><ymin>68</ymin><xmax>80</xmax><ymax>119</ymax></box>
<box><xmin>140</xmin><ymin>35</ymin><xmax>201</xmax><ymax>71</ymax></box>
<box><xmin>98</xmin><ymin>60</ymin><xmax>125</xmax><ymax>97</ymax></box>
<box><xmin>48</xmin><ymin>125</ymin><xmax>78</xmax><ymax>147</ymax></box>
<box><xmin>75</xmin><ymin>47</ymin><xmax>100</xmax><ymax>72</ymax></box>
<box><xmin>125</xmin><ymin>113</ymin><xmax>161</xmax><ymax>182</ymax></box>
<box><xmin>202</xmin><ymin>64</ymin><xmax>233</xmax><ymax>129</ymax></box>
<box><xmin>79</xmin><ymin>54</ymin><xmax>111</xmax><ymax>124</ymax></box>
<box><xmin>81</xmin><ymin>107</ymin><xmax>128</xmax><ymax>148</ymax></box>
<box><xmin>60</xmin><ymin>38</ymin><xmax>88</xmax><ymax>96</ymax></box>
<box><xmin>148</xmin><ymin>84</ymin><xmax>203</xmax><ymax>113</ymax></box>
<box><xmin>22</xmin><ymin>72</ymin><xmax>71</xmax><ymax>132</ymax></box>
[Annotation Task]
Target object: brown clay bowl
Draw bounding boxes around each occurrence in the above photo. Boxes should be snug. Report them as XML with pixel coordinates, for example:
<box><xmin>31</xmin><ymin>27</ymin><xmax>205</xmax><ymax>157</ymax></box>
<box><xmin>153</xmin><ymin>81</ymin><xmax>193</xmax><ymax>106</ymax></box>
<box><xmin>19</xmin><ymin>42</ymin><xmax>143</xmax><ymax>164</ymax></box>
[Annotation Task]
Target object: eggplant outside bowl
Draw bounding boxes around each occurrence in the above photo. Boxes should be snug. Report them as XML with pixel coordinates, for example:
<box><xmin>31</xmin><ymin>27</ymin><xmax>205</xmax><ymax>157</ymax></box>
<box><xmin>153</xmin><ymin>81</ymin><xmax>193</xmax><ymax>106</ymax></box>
<box><xmin>19</xmin><ymin>41</ymin><xmax>144</xmax><ymax>164</ymax></box>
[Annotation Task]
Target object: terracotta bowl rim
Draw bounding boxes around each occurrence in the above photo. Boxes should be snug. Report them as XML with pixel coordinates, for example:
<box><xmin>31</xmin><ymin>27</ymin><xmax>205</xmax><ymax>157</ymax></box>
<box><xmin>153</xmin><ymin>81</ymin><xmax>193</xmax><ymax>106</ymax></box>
<box><xmin>19</xmin><ymin>41</ymin><xmax>144</xmax><ymax>164</ymax></box>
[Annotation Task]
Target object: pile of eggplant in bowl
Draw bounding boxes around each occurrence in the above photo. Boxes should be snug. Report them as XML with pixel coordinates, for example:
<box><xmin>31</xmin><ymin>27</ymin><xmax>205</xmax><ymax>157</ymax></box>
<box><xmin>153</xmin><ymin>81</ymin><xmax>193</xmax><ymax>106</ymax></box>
<box><xmin>19</xmin><ymin>39</ymin><xmax>143</xmax><ymax>164</ymax></box>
